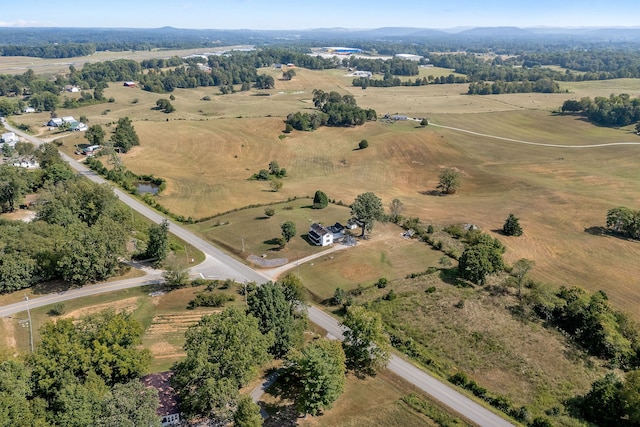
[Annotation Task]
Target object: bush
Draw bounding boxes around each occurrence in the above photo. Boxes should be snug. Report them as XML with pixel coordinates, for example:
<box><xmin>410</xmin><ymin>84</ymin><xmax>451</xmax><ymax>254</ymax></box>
<box><xmin>264</xmin><ymin>208</ymin><xmax>275</xmax><ymax>217</ymax></box>
<box><xmin>47</xmin><ymin>303</ymin><xmax>66</xmax><ymax>316</ymax></box>
<box><xmin>425</xmin><ymin>286</ymin><xmax>436</xmax><ymax>294</ymax></box>
<box><xmin>376</xmin><ymin>277</ymin><xmax>388</xmax><ymax>288</ymax></box>
<box><xmin>188</xmin><ymin>292</ymin><xmax>234</xmax><ymax>309</ymax></box>
<box><xmin>358</xmin><ymin>139</ymin><xmax>369</xmax><ymax>149</ymax></box>
<box><xmin>312</xmin><ymin>190</ymin><xmax>329</xmax><ymax>209</ymax></box>
<box><xmin>383</xmin><ymin>290</ymin><xmax>397</xmax><ymax>301</ymax></box>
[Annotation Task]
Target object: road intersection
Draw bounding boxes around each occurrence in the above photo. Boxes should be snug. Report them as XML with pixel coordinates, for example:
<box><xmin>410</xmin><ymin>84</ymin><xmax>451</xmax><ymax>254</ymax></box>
<box><xmin>1</xmin><ymin>121</ymin><xmax>513</xmax><ymax>426</ymax></box>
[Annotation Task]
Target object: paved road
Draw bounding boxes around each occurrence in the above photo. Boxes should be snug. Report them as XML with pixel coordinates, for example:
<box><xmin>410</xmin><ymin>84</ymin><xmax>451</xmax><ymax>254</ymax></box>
<box><xmin>2</xmin><ymin>121</ymin><xmax>513</xmax><ymax>426</ymax></box>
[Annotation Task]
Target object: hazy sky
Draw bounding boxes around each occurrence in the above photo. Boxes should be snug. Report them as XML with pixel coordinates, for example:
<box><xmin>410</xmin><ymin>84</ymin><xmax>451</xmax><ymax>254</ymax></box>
<box><xmin>1</xmin><ymin>0</ymin><xmax>639</xmax><ymax>30</ymax></box>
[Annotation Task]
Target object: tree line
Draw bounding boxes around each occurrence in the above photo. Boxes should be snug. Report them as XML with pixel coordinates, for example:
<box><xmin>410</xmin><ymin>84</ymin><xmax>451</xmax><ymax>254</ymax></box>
<box><xmin>285</xmin><ymin>89</ymin><xmax>376</xmax><ymax>131</ymax></box>
<box><xmin>561</xmin><ymin>94</ymin><xmax>640</xmax><ymax>127</ymax></box>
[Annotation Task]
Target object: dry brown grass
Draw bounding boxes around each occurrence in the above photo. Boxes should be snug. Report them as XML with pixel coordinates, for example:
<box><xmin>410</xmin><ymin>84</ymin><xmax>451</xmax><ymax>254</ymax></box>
<box><xmin>14</xmin><ymin>65</ymin><xmax>640</xmax><ymax>323</ymax></box>
<box><xmin>358</xmin><ymin>276</ymin><xmax>610</xmax><ymax>423</ymax></box>
<box><xmin>61</xmin><ymin>296</ymin><xmax>139</xmax><ymax>319</ymax></box>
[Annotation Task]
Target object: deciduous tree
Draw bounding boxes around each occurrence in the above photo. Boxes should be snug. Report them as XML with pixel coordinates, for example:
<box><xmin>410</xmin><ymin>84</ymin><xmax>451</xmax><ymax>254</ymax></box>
<box><xmin>437</xmin><ymin>168</ymin><xmax>461</xmax><ymax>194</ymax></box>
<box><xmin>248</xmin><ymin>282</ymin><xmax>302</xmax><ymax>357</ymax></box>
<box><xmin>285</xmin><ymin>339</ymin><xmax>346</xmax><ymax>417</ymax></box>
<box><xmin>144</xmin><ymin>219</ymin><xmax>169</xmax><ymax>266</ymax></box>
<box><xmin>351</xmin><ymin>192</ymin><xmax>384</xmax><ymax>237</ymax></box>
<box><xmin>172</xmin><ymin>307</ymin><xmax>272</xmax><ymax>420</ymax></box>
<box><xmin>341</xmin><ymin>306</ymin><xmax>391</xmax><ymax>376</ymax></box>
<box><xmin>281</xmin><ymin>220</ymin><xmax>296</xmax><ymax>242</ymax></box>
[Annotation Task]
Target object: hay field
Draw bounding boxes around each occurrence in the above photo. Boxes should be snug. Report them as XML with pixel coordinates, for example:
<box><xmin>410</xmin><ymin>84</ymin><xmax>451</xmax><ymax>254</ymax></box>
<box><xmin>27</xmin><ymin>69</ymin><xmax>640</xmax><ymax>320</ymax></box>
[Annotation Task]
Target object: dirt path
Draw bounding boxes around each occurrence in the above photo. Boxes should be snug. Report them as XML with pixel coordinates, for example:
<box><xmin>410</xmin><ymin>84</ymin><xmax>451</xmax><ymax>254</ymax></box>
<box><xmin>260</xmin><ymin>243</ymin><xmax>352</xmax><ymax>281</ymax></box>
<box><xmin>430</xmin><ymin>122</ymin><xmax>640</xmax><ymax>148</ymax></box>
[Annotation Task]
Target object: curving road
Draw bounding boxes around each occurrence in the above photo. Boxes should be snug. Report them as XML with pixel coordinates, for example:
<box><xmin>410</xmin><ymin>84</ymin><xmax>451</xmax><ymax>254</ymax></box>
<box><xmin>2</xmin><ymin>120</ymin><xmax>513</xmax><ymax>426</ymax></box>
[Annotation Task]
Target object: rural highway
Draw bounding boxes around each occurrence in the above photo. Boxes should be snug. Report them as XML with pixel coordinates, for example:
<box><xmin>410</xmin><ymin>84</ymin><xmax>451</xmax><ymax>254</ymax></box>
<box><xmin>2</xmin><ymin>121</ymin><xmax>513</xmax><ymax>426</ymax></box>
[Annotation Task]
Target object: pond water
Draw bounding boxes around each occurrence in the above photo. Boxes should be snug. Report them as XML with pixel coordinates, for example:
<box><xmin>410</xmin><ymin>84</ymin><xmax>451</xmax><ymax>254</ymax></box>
<box><xmin>136</xmin><ymin>182</ymin><xmax>160</xmax><ymax>195</ymax></box>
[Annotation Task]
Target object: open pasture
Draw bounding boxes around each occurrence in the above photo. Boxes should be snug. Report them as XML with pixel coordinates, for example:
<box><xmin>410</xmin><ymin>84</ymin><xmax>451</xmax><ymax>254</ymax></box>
<box><xmin>24</xmin><ymin>66</ymin><xmax>640</xmax><ymax>320</ymax></box>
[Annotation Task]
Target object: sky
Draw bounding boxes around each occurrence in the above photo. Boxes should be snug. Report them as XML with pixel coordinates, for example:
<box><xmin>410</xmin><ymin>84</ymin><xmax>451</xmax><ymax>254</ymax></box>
<box><xmin>1</xmin><ymin>0</ymin><xmax>640</xmax><ymax>30</ymax></box>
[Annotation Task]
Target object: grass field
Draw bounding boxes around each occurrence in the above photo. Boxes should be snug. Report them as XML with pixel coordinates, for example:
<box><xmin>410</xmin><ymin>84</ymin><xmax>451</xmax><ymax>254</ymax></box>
<box><xmin>14</xmin><ymin>68</ymin><xmax>639</xmax><ymax>321</ymax></box>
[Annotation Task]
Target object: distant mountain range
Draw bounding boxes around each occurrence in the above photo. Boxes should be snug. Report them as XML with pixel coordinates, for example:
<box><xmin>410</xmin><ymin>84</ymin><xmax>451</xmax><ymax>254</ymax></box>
<box><xmin>2</xmin><ymin>26</ymin><xmax>640</xmax><ymax>48</ymax></box>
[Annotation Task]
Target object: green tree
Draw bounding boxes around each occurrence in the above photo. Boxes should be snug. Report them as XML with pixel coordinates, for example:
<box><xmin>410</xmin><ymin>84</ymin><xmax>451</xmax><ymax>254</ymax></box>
<box><xmin>282</xmin><ymin>69</ymin><xmax>296</xmax><ymax>81</ymax></box>
<box><xmin>621</xmin><ymin>369</ymin><xmax>640</xmax><ymax>425</ymax></box>
<box><xmin>577</xmin><ymin>372</ymin><xmax>625</xmax><ymax>426</ymax></box>
<box><xmin>341</xmin><ymin>306</ymin><xmax>391</xmax><ymax>376</ymax></box>
<box><xmin>278</xmin><ymin>274</ymin><xmax>307</xmax><ymax>305</ymax></box>
<box><xmin>503</xmin><ymin>213</ymin><xmax>523</xmax><ymax>236</ymax></box>
<box><xmin>312</xmin><ymin>190</ymin><xmax>329</xmax><ymax>209</ymax></box>
<box><xmin>351</xmin><ymin>192</ymin><xmax>384</xmax><ymax>237</ymax></box>
<box><xmin>172</xmin><ymin>307</ymin><xmax>272</xmax><ymax>421</ymax></box>
<box><xmin>111</xmin><ymin>117</ymin><xmax>140</xmax><ymax>153</ymax></box>
<box><xmin>233</xmin><ymin>395</ymin><xmax>263</xmax><ymax>427</ymax></box>
<box><xmin>0</xmin><ymin>359</ymin><xmax>47</xmax><ymax>427</ymax></box>
<box><xmin>420</xmin><ymin>118</ymin><xmax>429</xmax><ymax>126</ymax></box>
<box><xmin>162</xmin><ymin>262</ymin><xmax>190</xmax><ymax>289</ymax></box>
<box><xmin>248</xmin><ymin>282</ymin><xmax>302</xmax><ymax>357</ymax></box>
<box><xmin>358</xmin><ymin>139</ymin><xmax>369</xmax><ymax>149</ymax></box>
<box><xmin>458</xmin><ymin>234</ymin><xmax>505</xmax><ymax>285</ymax></box>
<box><xmin>388</xmin><ymin>198</ymin><xmax>404</xmax><ymax>223</ymax></box>
<box><xmin>97</xmin><ymin>381</ymin><xmax>161</xmax><ymax>427</ymax></box>
<box><xmin>255</xmin><ymin>74</ymin><xmax>275</xmax><ymax>89</ymax></box>
<box><xmin>437</xmin><ymin>168</ymin><xmax>461</xmax><ymax>194</ymax></box>
<box><xmin>57</xmin><ymin>218</ymin><xmax>128</xmax><ymax>284</ymax></box>
<box><xmin>285</xmin><ymin>339</ymin><xmax>346</xmax><ymax>417</ymax></box>
<box><xmin>145</xmin><ymin>219</ymin><xmax>170</xmax><ymax>266</ymax></box>
<box><xmin>85</xmin><ymin>124</ymin><xmax>105</xmax><ymax>146</ymax></box>
<box><xmin>281</xmin><ymin>220</ymin><xmax>296</xmax><ymax>243</ymax></box>
<box><xmin>155</xmin><ymin>98</ymin><xmax>175</xmax><ymax>113</ymax></box>
<box><xmin>0</xmin><ymin>165</ymin><xmax>28</xmax><ymax>212</ymax></box>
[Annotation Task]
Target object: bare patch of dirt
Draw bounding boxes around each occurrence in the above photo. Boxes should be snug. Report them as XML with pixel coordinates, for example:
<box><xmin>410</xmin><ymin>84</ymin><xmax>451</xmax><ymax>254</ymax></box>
<box><xmin>62</xmin><ymin>297</ymin><xmax>139</xmax><ymax>319</ymax></box>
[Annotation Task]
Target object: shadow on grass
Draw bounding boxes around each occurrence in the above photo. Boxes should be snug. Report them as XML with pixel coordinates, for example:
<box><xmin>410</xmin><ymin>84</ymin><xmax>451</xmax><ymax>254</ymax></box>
<box><xmin>419</xmin><ymin>190</ymin><xmax>444</xmax><ymax>196</ymax></box>
<box><xmin>299</xmin><ymin>233</ymin><xmax>317</xmax><ymax>246</ymax></box>
<box><xmin>31</xmin><ymin>280</ymin><xmax>75</xmax><ymax>295</ymax></box>
<box><xmin>255</xmin><ymin>216</ymin><xmax>271</xmax><ymax>220</ymax></box>
<box><xmin>438</xmin><ymin>267</ymin><xmax>462</xmax><ymax>286</ymax></box>
<box><xmin>584</xmin><ymin>226</ymin><xmax>638</xmax><ymax>243</ymax></box>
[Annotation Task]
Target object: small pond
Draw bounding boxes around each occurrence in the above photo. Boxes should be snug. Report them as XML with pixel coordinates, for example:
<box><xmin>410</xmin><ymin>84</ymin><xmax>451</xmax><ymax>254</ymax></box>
<box><xmin>136</xmin><ymin>182</ymin><xmax>160</xmax><ymax>195</ymax></box>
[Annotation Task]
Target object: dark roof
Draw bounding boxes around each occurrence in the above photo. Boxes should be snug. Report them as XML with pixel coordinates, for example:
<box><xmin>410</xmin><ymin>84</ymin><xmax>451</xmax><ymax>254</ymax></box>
<box><xmin>141</xmin><ymin>371</ymin><xmax>179</xmax><ymax>417</ymax></box>
<box><xmin>310</xmin><ymin>223</ymin><xmax>329</xmax><ymax>235</ymax></box>
<box><xmin>327</xmin><ymin>223</ymin><xmax>345</xmax><ymax>234</ymax></box>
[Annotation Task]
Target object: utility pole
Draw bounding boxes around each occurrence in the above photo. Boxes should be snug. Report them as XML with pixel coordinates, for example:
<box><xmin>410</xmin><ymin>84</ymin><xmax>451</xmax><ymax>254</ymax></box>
<box><xmin>24</xmin><ymin>295</ymin><xmax>33</xmax><ymax>354</ymax></box>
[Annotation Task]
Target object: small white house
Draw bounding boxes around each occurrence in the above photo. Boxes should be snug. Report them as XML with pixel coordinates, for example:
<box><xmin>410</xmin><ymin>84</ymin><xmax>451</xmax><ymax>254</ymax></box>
<box><xmin>309</xmin><ymin>223</ymin><xmax>334</xmax><ymax>246</ymax></box>
<box><xmin>308</xmin><ymin>222</ymin><xmax>347</xmax><ymax>246</ymax></box>
<box><xmin>72</xmin><ymin>122</ymin><xmax>87</xmax><ymax>131</ymax></box>
<box><xmin>12</xmin><ymin>158</ymin><xmax>39</xmax><ymax>169</ymax></box>
<box><xmin>23</xmin><ymin>106</ymin><xmax>36</xmax><ymax>113</ymax></box>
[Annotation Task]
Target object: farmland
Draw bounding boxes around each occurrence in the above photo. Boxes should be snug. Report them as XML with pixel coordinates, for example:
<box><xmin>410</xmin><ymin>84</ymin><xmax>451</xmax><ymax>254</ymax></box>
<box><xmin>17</xmin><ymin>68</ymin><xmax>638</xmax><ymax>321</ymax></box>
<box><xmin>4</xmin><ymin>47</ymin><xmax>640</xmax><ymax>426</ymax></box>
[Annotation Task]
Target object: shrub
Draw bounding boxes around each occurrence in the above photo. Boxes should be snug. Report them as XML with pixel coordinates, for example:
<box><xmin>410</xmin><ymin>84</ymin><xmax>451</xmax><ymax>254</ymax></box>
<box><xmin>188</xmin><ymin>292</ymin><xmax>234</xmax><ymax>309</ymax></box>
<box><xmin>264</xmin><ymin>208</ymin><xmax>275</xmax><ymax>217</ymax></box>
<box><xmin>425</xmin><ymin>286</ymin><xmax>436</xmax><ymax>294</ymax></box>
<box><xmin>384</xmin><ymin>290</ymin><xmax>397</xmax><ymax>301</ymax></box>
<box><xmin>312</xmin><ymin>190</ymin><xmax>329</xmax><ymax>209</ymax></box>
<box><xmin>47</xmin><ymin>303</ymin><xmax>66</xmax><ymax>316</ymax></box>
<box><xmin>376</xmin><ymin>277</ymin><xmax>388</xmax><ymax>288</ymax></box>
<box><xmin>358</xmin><ymin>139</ymin><xmax>369</xmax><ymax>149</ymax></box>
